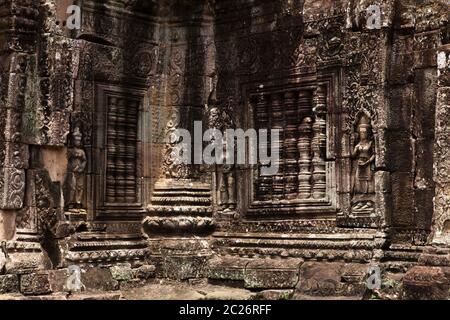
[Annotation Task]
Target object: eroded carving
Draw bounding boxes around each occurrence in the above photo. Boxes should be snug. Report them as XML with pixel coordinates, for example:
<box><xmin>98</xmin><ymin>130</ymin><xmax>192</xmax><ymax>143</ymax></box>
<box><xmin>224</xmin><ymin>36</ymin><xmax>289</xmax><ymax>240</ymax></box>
<box><xmin>64</xmin><ymin>127</ymin><xmax>87</xmax><ymax>212</ymax></box>
<box><xmin>351</xmin><ymin>113</ymin><xmax>375</xmax><ymax>214</ymax></box>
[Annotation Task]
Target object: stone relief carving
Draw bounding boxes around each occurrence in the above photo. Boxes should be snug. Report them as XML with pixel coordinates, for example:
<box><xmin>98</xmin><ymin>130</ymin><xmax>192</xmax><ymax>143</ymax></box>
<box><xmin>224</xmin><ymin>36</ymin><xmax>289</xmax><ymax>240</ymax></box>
<box><xmin>206</xmin><ymin>74</ymin><xmax>236</xmax><ymax>213</ymax></box>
<box><xmin>351</xmin><ymin>113</ymin><xmax>375</xmax><ymax>214</ymax></box>
<box><xmin>344</xmin><ymin>80</ymin><xmax>379</xmax><ymax>133</ymax></box>
<box><xmin>161</xmin><ymin>109</ymin><xmax>191</xmax><ymax>180</ymax></box>
<box><xmin>2</xmin><ymin>0</ymin><xmax>450</xmax><ymax>300</ymax></box>
<box><xmin>64</xmin><ymin>127</ymin><xmax>87</xmax><ymax>212</ymax></box>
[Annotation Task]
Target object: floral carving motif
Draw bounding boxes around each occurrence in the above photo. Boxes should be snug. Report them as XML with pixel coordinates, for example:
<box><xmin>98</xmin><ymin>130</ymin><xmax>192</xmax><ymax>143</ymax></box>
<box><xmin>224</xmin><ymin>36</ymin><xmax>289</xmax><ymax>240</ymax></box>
<box><xmin>161</xmin><ymin>110</ymin><xmax>191</xmax><ymax>180</ymax></box>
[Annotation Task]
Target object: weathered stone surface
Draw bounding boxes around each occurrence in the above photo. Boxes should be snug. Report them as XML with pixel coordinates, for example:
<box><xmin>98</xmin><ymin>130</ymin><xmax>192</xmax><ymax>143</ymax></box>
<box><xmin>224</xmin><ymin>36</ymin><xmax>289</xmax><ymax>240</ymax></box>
<box><xmin>294</xmin><ymin>262</ymin><xmax>367</xmax><ymax>298</ymax></box>
<box><xmin>120</xmin><ymin>281</ymin><xmax>255</xmax><ymax>301</ymax></box>
<box><xmin>244</xmin><ymin>259</ymin><xmax>303</xmax><ymax>289</ymax></box>
<box><xmin>0</xmin><ymin>251</ymin><xmax>5</xmax><ymax>271</ymax></box>
<box><xmin>48</xmin><ymin>269</ymin><xmax>69</xmax><ymax>293</ymax></box>
<box><xmin>403</xmin><ymin>266</ymin><xmax>450</xmax><ymax>300</ymax></box>
<box><xmin>20</xmin><ymin>273</ymin><xmax>52</xmax><ymax>296</ymax></box>
<box><xmin>133</xmin><ymin>265</ymin><xmax>156</xmax><ymax>280</ymax></box>
<box><xmin>150</xmin><ymin>255</ymin><xmax>210</xmax><ymax>280</ymax></box>
<box><xmin>254</xmin><ymin>290</ymin><xmax>294</xmax><ymax>300</ymax></box>
<box><xmin>0</xmin><ymin>274</ymin><xmax>19</xmax><ymax>294</ymax></box>
<box><xmin>68</xmin><ymin>292</ymin><xmax>122</xmax><ymax>301</ymax></box>
<box><xmin>81</xmin><ymin>268</ymin><xmax>119</xmax><ymax>292</ymax></box>
<box><xmin>0</xmin><ymin>293</ymin><xmax>68</xmax><ymax>301</ymax></box>
<box><xmin>110</xmin><ymin>264</ymin><xmax>134</xmax><ymax>282</ymax></box>
<box><xmin>0</xmin><ymin>0</ymin><xmax>449</xmax><ymax>300</ymax></box>
<box><xmin>0</xmin><ymin>210</ymin><xmax>16</xmax><ymax>240</ymax></box>
<box><xmin>5</xmin><ymin>251</ymin><xmax>45</xmax><ymax>275</ymax></box>
<box><xmin>208</xmin><ymin>257</ymin><xmax>252</xmax><ymax>282</ymax></box>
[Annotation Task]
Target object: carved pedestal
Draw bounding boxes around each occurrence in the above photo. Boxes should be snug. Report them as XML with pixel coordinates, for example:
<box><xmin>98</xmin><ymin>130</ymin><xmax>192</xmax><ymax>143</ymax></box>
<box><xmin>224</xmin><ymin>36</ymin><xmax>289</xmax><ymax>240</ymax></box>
<box><xmin>143</xmin><ymin>179</ymin><xmax>214</xmax><ymax>279</ymax></box>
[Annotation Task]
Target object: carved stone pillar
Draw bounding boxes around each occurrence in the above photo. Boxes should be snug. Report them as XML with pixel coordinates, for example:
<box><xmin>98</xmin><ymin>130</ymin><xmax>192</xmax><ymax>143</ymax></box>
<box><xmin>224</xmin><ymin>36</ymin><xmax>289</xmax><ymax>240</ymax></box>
<box><xmin>0</xmin><ymin>0</ymin><xmax>46</xmax><ymax>272</ymax></box>
<box><xmin>297</xmin><ymin>92</ymin><xmax>313</xmax><ymax>199</ymax></box>
<box><xmin>255</xmin><ymin>94</ymin><xmax>272</xmax><ymax>201</ymax></box>
<box><xmin>284</xmin><ymin>91</ymin><xmax>299</xmax><ymax>200</ymax></box>
<box><xmin>312</xmin><ymin>86</ymin><xmax>327</xmax><ymax>200</ymax></box>
<box><xmin>0</xmin><ymin>7</ymin><xmax>37</xmax><ymax>242</ymax></box>
<box><xmin>432</xmin><ymin>44</ymin><xmax>450</xmax><ymax>246</ymax></box>
<box><xmin>271</xmin><ymin>94</ymin><xmax>285</xmax><ymax>200</ymax></box>
<box><xmin>298</xmin><ymin>117</ymin><xmax>313</xmax><ymax>199</ymax></box>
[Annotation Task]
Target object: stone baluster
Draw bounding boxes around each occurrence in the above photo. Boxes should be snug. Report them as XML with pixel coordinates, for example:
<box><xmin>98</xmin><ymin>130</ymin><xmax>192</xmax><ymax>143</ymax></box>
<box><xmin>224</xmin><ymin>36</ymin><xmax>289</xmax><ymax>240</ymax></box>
<box><xmin>254</xmin><ymin>94</ymin><xmax>272</xmax><ymax>201</ymax></box>
<box><xmin>312</xmin><ymin>86</ymin><xmax>327</xmax><ymax>199</ymax></box>
<box><xmin>271</xmin><ymin>93</ymin><xmax>285</xmax><ymax>200</ymax></box>
<box><xmin>115</xmin><ymin>98</ymin><xmax>127</xmax><ymax>203</ymax></box>
<box><xmin>283</xmin><ymin>91</ymin><xmax>299</xmax><ymax>200</ymax></box>
<box><xmin>297</xmin><ymin>91</ymin><xmax>313</xmax><ymax>199</ymax></box>
<box><xmin>106</xmin><ymin>97</ymin><xmax>118</xmax><ymax>203</ymax></box>
<box><xmin>125</xmin><ymin>100</ymin><xmax>139</xmax><ymax>203</ymax></box>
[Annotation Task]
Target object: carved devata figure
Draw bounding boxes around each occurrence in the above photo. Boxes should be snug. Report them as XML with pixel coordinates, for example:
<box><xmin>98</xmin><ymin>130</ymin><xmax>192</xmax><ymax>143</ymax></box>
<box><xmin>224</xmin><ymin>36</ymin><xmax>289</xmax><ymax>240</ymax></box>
<box><xmin>206</xmin><ymin>74</ymin><xmax>236</xmax><ymax>213</ymax></box>
<box><xmin>351</xmin><ymin>114</ymin><xmax>375</xmax><ymax>213</ymax></box>
<box><xmin>64</xmin><ymin>127</ymin><xmax>87</xmax><ymax>212</ymax></box>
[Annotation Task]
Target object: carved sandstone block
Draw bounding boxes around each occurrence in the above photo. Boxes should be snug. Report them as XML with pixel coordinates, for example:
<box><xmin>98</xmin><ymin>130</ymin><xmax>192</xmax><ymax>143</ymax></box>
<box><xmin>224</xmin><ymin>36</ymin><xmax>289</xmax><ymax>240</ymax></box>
<box><xmin>434</xmin><ymin>87</ymin><xmax>450</xmax><ymax>135</ymax></box>
<box><xmin>403</xmin><ymin>266</ymin><xmax>450</xmax><ymax>300</ymax></box>
<box><xmin>0</xmin><ymin>167</ymin><xmax>25</xmax><ymax>210</ymax></box>
<box><xmin>81</xmin><ymin>268</ymin><xmax>119</xmax><ymax>292</ymax></box>
<box><xmin>208</xmin><ymin>257</ymin><xmax>253</xmax><ymax>282</ymax></box>
<box><xmin>20</xmin><ymin>273</ymin><xmax>52</xmax><ymax>296</ymax></box>
<box><xmin>244</xmin><ymin>259</ymin><xmax>303</xmax><ymax>289</ymax></box>
<box><xmin>0</xmin><ymin>275</ymin><xmax>19</xmax><ymax>294</ymax></box>
<box><xmin>110</xmin><ymin>264</ymin><xmax>134</xmax><ymax>282</ymax></box>
<box><xmin>295</xmin><ymin>262</ymin><xmax>367</xmax><ymax>297</ymax></box>
<box><xmin>132</xmin><ymin>265</ymin><xmax>156</xmax><ymax>280</ymax></box>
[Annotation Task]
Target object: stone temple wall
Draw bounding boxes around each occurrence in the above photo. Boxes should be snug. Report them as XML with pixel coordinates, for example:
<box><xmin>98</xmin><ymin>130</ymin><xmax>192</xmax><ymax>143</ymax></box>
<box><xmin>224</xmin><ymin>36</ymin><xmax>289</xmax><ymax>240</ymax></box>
<box><xmin>0</xmin><ymin>0</ymin><xmax>449</xmax><ymax>299</ymax></box>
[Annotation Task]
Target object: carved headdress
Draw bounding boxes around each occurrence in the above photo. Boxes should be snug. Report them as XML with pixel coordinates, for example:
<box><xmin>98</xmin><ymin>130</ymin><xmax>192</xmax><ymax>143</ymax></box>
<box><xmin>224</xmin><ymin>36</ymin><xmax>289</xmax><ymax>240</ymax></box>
<box><xmin>357</xmin><ymin>114</ymin><xmax>371</xmax><ymax>129</ymax></box>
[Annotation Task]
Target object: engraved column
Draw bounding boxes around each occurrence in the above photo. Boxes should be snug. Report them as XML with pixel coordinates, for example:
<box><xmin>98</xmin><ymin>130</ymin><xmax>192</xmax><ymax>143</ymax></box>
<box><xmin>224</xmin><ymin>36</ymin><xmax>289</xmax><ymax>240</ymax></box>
<box><xmin>106</xmin><ymin>97</ymin><xmax>118</xmax><ymax>203</ymax></box>
<box><xmin>297</xmin><ymin>91</ymin><xmax>313</xmax><ymax>199</ymax></box>
<box><xmin>271</xmin><ymin>93</ymin><xmax>285</xmax><ymax>200</ymax></box>
<box><xmin>312</xmin><ymin>86</ymin><xmax>327</xmax><ymax>199</ymax></box>
<box><xmin>115</xmin><ymin>98</ymin><xmax>127</xmax><ymax>203</ymax></box>
<box><xmin>125</xmin><ymin>100</ymin><xmax>138</xmax><ymax>203</ymax></box>
<box><xmin>254</xmin><ymin>94</ymin><xmax>272</xmax><ymax>201</ymax></box>
<box><xmin>283</xmin><ymin>91</ymin><xmax>299</xmax><ymax>199</ymax></box>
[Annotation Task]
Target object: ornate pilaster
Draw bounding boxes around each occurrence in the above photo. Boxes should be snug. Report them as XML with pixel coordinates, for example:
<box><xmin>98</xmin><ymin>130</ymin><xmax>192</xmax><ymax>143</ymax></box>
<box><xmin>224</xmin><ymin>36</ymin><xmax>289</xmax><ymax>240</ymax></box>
<box><xmin>312</xmin><ymin>86</ymin><xmax>327</xmax><ymax>200</ymax></box>
<box><xmin>255</xmin><ymin>94</ymin><xmax>272</xmax><ymax>201</ymax></box>
<box><xmin>0</xmin><ymin>0</ymin><xmax>47</xmax><ymax>273</ymax></box>
<box><xmin>271</xmin><ymin>94</ymin><xmax>285</xmax><ymax>200</ymax></box>
<box><xmin>284</xmin><ymin>91</ymin><xmax>299</xmax><ymax>200</ymax></box>
<box><xmin>432</xmin><ymin>44</ymin><xmax>450</xmax><ymax>246</ymax></box>
<box><xmin>297</xmin><ymin>117</ymin><xmax>313</xmax><ymax>199</ymax></box>
<box><xmin>297</xmin><ymin>92</ymin><xmax>313</xmax><ymax>199</ymax></box>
